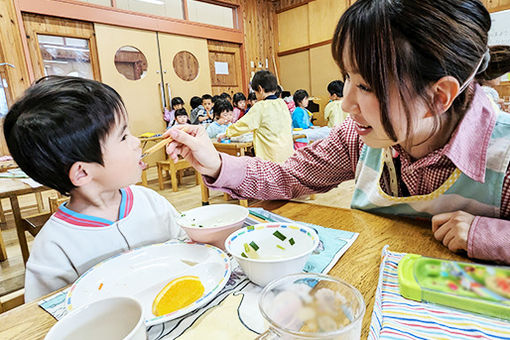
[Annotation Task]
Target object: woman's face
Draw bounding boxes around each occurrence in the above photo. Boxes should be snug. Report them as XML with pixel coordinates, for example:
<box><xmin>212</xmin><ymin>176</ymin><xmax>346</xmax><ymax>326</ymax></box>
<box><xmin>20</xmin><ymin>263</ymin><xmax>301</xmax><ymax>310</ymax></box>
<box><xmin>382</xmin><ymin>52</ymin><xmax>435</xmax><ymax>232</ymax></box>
<box><xmin>341</xmin><ymin>52</ymin><xmax>431</xmax><ymax>150</ymax></box>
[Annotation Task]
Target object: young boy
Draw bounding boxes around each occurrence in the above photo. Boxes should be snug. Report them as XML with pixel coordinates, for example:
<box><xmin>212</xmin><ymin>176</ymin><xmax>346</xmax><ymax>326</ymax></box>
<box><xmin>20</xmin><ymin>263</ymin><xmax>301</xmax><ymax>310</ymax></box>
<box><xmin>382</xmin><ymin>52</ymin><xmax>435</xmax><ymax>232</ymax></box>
<box><xmin>323</xmin><ymin>80</ymin><xmax>347</xmax><ymax>127</ymax></box>
<box><xmin>189</xmin><ymin>96</ymin><xmax>204</xmax><ymax>125</ymax></box>
<box><xmin>291</xmin><ymin>89</ymin><xmax>313</xmax><ymax>148</ymax></box>
<box><xmin>206</xmin><ymin>99</ymin><xmax>233</xmax><ymax>138</ymax></box>
<box><xmin>219</xmin><ymin>70</ymin><xmax>294</xmax><ymax>163</ymax></box>
<box><xmin>3</xmin><ymin>76</ymin><xmax>186</xmax><ymax>301</ymax></box>
<box><xmin>201</xmin><ymin>94</ymin><xmax>214</xmax><ymax>125</ymax></box>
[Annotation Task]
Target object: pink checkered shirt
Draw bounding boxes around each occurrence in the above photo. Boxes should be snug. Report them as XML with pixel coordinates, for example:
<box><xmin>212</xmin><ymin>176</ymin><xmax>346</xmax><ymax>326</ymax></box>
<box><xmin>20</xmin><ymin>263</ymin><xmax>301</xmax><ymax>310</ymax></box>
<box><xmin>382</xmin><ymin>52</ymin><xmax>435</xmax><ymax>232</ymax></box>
<box><xmin>205</xmin><ymin>85</ymin><xmax>510</xmax><ymax>264</ymax></box>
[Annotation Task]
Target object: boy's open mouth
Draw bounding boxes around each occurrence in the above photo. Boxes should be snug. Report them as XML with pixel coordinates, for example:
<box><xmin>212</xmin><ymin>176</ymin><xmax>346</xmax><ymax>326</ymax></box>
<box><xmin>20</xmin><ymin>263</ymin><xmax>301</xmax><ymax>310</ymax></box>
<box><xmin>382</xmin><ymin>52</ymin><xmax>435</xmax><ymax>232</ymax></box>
<box><xmin>139</xmin><ymin>159</ymin><xmax>147</xmax><ymax>170</ymax></box>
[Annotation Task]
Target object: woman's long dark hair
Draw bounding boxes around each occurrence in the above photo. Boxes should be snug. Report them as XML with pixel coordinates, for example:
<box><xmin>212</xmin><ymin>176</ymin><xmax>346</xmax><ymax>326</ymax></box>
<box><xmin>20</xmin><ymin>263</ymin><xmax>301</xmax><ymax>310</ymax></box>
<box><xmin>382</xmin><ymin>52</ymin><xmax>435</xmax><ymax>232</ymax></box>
<box><xmin>332</xmin><ymin>0</ymin><xmax>491</xmax><ymax>143</ymax></box>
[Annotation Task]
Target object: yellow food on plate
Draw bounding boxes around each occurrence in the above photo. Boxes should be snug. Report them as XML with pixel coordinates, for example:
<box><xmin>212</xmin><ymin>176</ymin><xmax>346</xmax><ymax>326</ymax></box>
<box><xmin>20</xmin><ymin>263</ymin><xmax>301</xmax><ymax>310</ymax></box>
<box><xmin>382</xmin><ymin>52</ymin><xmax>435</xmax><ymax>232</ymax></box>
<box><xmin>152</xmin><ymin>275</ymin><xmax>205</xmax><ymax>316</ymax></box>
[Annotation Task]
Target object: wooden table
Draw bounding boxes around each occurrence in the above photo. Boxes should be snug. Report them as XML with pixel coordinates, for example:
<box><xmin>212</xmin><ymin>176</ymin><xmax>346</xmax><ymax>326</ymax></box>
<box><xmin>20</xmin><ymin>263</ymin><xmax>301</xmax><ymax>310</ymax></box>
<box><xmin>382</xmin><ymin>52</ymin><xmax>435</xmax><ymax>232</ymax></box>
<box><xmin>0</xmin><ymin>179</ymin><xmax>51</xmax><ymax>262</ymax></box>
<box><xmin>199</xmin><ymin>141</ymin><xmax>253</xmax><ymax>206</ymax></box>
<box><xmin>0</xmin><ymin>201</ymin><xmax>466</xmax><ymax>340</ymax></box>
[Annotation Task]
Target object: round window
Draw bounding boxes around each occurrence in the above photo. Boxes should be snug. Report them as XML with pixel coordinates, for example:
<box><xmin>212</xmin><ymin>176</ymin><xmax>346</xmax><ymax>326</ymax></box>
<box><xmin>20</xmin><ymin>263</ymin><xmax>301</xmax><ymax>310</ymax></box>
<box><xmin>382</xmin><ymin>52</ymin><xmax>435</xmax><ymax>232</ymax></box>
<box><xmin>173</xmin><ymin>51</ymin><xmax>199</xmax><ymax>81</ymax></box>
<box><xmin>114</xmin><ymin>46</ymin><xmax>148</xmax><ymax>81</ymax></box>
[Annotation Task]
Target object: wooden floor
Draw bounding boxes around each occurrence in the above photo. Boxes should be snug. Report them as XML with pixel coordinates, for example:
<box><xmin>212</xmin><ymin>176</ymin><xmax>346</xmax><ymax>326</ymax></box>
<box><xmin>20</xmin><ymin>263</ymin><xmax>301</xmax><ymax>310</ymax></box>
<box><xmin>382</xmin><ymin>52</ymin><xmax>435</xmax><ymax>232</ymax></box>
<box><xmin>0</xmin><ymin>167</ymin><xmax>354</xmax><ymax>297</ymax></box>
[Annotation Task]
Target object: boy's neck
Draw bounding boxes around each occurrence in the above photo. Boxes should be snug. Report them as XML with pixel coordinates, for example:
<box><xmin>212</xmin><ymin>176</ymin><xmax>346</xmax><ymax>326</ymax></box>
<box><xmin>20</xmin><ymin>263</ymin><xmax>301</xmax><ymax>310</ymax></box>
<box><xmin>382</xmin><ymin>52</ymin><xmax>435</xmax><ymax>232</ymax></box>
<box><xmin>67</xmin><ymin>185</ymin><xmax>123</xmax><ymax>222</ymax></box>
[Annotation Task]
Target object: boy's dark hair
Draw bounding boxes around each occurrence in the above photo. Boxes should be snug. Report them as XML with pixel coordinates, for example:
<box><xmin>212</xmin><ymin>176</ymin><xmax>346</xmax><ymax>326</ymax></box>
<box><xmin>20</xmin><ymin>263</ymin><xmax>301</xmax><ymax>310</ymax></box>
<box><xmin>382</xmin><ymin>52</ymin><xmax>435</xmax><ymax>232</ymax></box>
<box><xmin>251</xmin><ymin>70</ymin><xmax>278</xmax><ymax>93</ymax></box>
<box><xmin>170</xmin><ymin>97</ymin><xmax>184</xmax><ymax>109</ymax></box>
<box><xmin>212</xmin><ymin>95</ymin><xmax>220</xmax><ymax>103</ymax></box>
<box><xmin>275</xmin><ymin>85</ymin><xmax>283</xmax><ymax>98</ymax></box>
<box><xmin>174</xmin><ymin>108</ymin><xmax>188</xmax><ymax>117</ymax></box>
<box><xmin>202</xmin><ymin>94</ymin><xmax>213</xmax><ymax>102</ymax></box>
<box><xmin>233</xmin><ymin>92</ymin><xmax>246</xmax><ymax>106</ymax></box>
<box><xmin>213</xmin><ymin>99</ymin><xmax>233</xmax><ymax>119</ymax></box>
<box><xmin>247</xmin><ymin>92</ymin><xmax>257</xmax><ymax>101</ymax></box>
<box><xmin>3</xmin><ymin>76</ymin><xmax>125</xmax><ymax>195</ymax></box>
<box><xmin>219</xmin><ymin>92</ymin><xmax>232</xmax><ymax>101</ymax></box>
<box><xmin>327</xmin><ymin>80</ymin><xmax>344</xmax><ymax>97</ymax></box>
<box><xmin>293</xmin><ymin>89</ymin><xmax>309</xmax><ymax>106</ymax></box>
<box><xmin>190</xmin><ymin>96</ymin><xmax>202</xmax><ymax>109</ymax></box>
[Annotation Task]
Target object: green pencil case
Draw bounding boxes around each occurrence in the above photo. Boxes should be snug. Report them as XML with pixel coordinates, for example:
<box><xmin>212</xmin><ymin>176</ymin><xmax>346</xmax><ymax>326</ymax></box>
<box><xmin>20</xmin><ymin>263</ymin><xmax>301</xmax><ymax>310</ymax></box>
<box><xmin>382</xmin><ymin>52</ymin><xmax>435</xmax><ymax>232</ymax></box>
<box><xmin>398</xmin><ymin>254</ymin><xmax>510</xmax><ymax>321</ymax></box>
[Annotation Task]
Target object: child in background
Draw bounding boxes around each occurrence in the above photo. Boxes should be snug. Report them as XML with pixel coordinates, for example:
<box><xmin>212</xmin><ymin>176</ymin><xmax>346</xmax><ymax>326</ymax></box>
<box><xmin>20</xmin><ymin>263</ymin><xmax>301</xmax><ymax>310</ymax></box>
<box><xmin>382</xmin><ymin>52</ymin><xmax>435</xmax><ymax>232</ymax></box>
<box><xmin>201</xmin><ymin>94</ymin><xmax>214</xmax><ymax>125</ymax></box>
<box><xmin>171</xmin><ymin>108</ymin><xmax>190</xmax><ymax>126</ymax></box>
<box><xmin>232</xmin><ymin>92</ymin><xmax>246</xmax><ymax>123</ymax></box>
<box><xmin>245</xmin><ymin>92</ymin><xmax>257</xmax><ymax>113</ymax></box>
<box><xmin>166</xmin><ymin>0</ymin><xmax>510</xmax><ymax>265</ymax></box>
<box><xmin>292</xmin><ymin>89</ymin><xmax>313</xmax><ymax>149</ymax></box>
<box><xmin>220</xmin><ymin>92</ymin><xmax>232</xmax><ymax>104</ymax></box>
<box><xmin>212</xmin><ymin>95</ymin><xmax>220</xmax><ymax>104</ymax></box>
<box><xmin>275</xmin><ymin>85</ymin><xmax>283</xmax><ymax>99</ymax></box>
<box><xmin>477</xmin><ymin>45</ymin><xmax>510</xmax><ymax>110</ymax></box>
<box><xmin>4</xmin><ymin>76</ymin><xmax>185</xmax><ymax>301</ymax></box>
<box><xmin>218</xmin><ymin>70</ymin><xmax>294</xmax><ymax>163</ymax></box>
<box><xmin>206</xmin><ymin>99</ymin><xmax>233</xmax><ymax>138</ymax></box>
<box><xmin>324</xmin><ymin>80</ymin><xmax>348</xmax><ymax>127</ymax></box>
<box><xmin>189</xmin><ymin>96</ymin><xmax>205</xmax><ymax>124</ymax></box>
<box><xmin>163</xmin><ymin>97</ymin><xmax>184</xmax><ymax>127</ymax></box>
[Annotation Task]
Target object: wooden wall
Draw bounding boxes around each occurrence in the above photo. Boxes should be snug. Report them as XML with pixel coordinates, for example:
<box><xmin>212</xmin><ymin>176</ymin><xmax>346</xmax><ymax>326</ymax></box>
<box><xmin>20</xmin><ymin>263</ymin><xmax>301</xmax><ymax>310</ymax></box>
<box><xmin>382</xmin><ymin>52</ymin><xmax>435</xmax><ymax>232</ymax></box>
<box><xmin>0</xmin><ymin>0</ymin><xmax>31</xmax><ymax>156</ymax></box>
<box><xmin>240</xmin><ymin>0</ymin><xmax>279</xmax><ymax>84</ymax></box>
<box><xmin>276</xmin><ymin>0</ymin><xmax>350</xmax><ymax>125</ymax></box>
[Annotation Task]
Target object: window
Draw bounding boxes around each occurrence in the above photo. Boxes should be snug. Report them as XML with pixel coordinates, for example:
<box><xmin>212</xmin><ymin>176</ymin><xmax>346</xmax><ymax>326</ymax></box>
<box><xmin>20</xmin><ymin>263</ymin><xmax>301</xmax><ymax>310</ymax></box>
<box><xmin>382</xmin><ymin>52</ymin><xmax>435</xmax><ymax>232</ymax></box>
<box><xmin>116</xmin><ymin>0</ymin><xmax>184</xmax><ymax>20</ymax></box>
<box><xmin>187</xmin><ymin>0</ymin><xmax>235</xmax><ymax>29</ymax></box>
<box><xmin>37</xmin><ymin>35</ymin><xmax>94</xmax><ymax>79</ymax></box>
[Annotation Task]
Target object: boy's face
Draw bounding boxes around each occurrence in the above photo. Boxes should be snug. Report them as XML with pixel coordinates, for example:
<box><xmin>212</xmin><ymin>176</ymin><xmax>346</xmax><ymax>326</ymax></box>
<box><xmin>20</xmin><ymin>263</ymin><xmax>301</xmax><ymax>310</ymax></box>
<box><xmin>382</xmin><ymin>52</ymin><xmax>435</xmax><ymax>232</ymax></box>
<box><xmin>301</xmin><ymin>97</ymin><xmax>309</xmax><ymax>108</ymax></box>
<box><xmin>176</xmin><ymin>115</ymin><xmax>188</xmax><ymax>124</ymax></box>
<box><xmin>218</xmin><ymin>110</ymin><xmax>233</xmax><ymax>124</ymax></box>
<box><xmin>203</xmin><ymin>99</ymin><xmax>213</xmax><ymax>112</ymax></box>
<box><xmin>236</xmin><ymin>100</ymin><xmax>246</xmax><ymax>110</ymax></box>
<box><xmin>174</xmin><ymin>104</ymin><xmax>183</xmax><ymax>110</ymax></box>
<box><xmin>95</xmin><ymin>117</ymin><xmax>144</xmax><ymax>189</ymax></box>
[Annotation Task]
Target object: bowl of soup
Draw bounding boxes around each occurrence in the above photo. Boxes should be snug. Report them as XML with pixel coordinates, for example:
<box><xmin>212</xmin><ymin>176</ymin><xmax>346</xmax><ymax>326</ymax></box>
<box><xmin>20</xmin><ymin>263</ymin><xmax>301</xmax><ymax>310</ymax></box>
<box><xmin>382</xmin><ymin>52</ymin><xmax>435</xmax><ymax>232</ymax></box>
<box><xmin>177</xmin><ymin>204</ymin><xmax>249</xmax><ymax>249</ymax></box>
<box><xmin>225</xmin><ymin>223</ymin><xmax>319</xmax><ymax>286</ymax></box>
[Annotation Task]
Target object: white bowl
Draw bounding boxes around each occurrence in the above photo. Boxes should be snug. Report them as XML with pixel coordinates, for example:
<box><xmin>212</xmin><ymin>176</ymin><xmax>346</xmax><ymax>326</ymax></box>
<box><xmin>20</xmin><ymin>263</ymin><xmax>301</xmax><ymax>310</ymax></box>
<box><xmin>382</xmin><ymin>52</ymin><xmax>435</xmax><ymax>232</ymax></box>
<box><xmin>225</xmin><ymin>223</ymin><xmax>319</xmax><ymax>286</ymax></box>
<box><xmin>177</xmin><ymin>204</ymin><xmax>249</xmax><ymax>249</ymax></box>
<box><xmin>45</xmin><ymin>297</ymin><xmax>145</xmax><ymax>340</ymax></box>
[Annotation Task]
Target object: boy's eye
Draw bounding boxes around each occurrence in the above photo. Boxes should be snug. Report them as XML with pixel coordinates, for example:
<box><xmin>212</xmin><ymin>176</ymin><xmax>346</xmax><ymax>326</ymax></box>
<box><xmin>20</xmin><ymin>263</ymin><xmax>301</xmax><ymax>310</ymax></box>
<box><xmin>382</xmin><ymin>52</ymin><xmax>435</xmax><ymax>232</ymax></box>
<box><xmin>121</xmin><ymin>134</ymin><xmax>127</xmax><ymax>141</ymax></box>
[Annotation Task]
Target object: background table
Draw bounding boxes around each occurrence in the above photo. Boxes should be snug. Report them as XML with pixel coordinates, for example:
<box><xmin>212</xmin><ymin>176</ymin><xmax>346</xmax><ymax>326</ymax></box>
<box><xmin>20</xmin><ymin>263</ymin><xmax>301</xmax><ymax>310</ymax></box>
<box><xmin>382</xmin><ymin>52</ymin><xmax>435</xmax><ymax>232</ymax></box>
<box><xmin>0</xmin><ymin>201</ymin><xmax>465</xmax><ymax>339</ymax></box>
<box><xmin>0</xmin><ymin>179</ymin><xmax>50</xmax><ymax>262</ymax></box>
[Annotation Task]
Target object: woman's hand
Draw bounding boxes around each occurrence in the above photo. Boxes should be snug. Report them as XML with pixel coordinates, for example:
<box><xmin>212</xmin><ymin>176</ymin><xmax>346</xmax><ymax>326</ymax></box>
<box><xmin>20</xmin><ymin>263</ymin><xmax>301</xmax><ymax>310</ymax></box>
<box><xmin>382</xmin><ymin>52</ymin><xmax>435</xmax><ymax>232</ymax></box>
<box><xmin>164</xmin><ymin>125</ymin><xmax>222</xmax><ymax>178</ymax></box>
<box><xmin>431</xmin><ymin>211</ymin><xmax>475</xmax><ymax>252</ymax></box>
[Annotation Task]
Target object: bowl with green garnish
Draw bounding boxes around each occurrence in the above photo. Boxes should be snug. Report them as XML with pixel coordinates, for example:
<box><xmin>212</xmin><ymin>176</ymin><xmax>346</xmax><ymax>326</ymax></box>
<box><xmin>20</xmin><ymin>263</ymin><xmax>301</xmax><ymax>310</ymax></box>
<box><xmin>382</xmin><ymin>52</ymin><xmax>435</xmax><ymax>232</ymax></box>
<box><xmin>225</xmin><ymin>223</ymin><xmax>319</xmax><ymax>286</ymax></box>
<box><xmin>177</xmin><ymin>204</ymin><xmax>249</xmax><ymax>249</ymax></box>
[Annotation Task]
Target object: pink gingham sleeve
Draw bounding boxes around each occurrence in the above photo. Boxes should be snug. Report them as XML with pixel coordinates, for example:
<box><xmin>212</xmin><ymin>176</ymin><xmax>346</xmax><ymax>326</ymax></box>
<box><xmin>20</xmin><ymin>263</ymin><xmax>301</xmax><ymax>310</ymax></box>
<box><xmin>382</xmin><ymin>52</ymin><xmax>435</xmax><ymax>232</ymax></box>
<box><xmin>467</xmin><ymin>168</ymin><xmax>510</xmax><ymax>264</ymax></box>
<box><xmin>204</xmin><ymin>118</ymin><xmax>363</xmax><ymax>200</ymax></box>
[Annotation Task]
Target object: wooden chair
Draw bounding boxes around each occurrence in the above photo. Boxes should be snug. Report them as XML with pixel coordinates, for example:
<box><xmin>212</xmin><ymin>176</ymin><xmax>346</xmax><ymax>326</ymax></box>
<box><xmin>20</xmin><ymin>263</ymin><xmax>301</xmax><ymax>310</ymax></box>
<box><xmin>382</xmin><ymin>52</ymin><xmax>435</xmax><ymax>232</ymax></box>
<box><xmin>0</xmin><ymin>289</ymin><xmax>24</xmax><ymax>314</ymax></box>
<box><xmin>18</xmin><ymin>196</ymin><xmax>68</xmax><ymax>265</ymax></box>
<box><xmin>157</xmin><ymin>159</ymin><xmax>199</xmax><ymax>192</ymax></box>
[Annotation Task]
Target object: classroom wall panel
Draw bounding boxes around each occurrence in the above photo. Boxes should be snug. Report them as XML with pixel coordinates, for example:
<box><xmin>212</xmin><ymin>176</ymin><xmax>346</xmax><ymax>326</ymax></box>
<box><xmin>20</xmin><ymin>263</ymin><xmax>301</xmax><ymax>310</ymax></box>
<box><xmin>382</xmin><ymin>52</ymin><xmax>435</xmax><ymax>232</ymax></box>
<box><xmin>309</xmin><ymin>43</ymin><xmax>341</xmax><ymax>126</ymax></box>
<box><xmin>279</xmin><ymin>51</ymin><xmax>310</xmax><ymax>94</ymax></box>
<box><xmin>308</xmin><ymin>0</ymin><xmax>346</xmax><ymax>44</ymax></box>
<box><xmin>240</xmin><ymin>0</ymin><xmax>279</xmax><ymax>84</ymax></box>
<box><xmin>277</xmin><ymin>5</ymin><xmax>309</xmax><ymax>52</ymax></box>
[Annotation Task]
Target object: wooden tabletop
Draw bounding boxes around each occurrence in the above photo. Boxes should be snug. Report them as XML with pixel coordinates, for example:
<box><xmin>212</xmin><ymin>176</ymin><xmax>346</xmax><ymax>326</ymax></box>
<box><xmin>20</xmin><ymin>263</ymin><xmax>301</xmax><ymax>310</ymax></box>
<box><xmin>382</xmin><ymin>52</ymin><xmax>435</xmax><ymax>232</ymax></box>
<box><xmin>0</xmin><ymin>201</ymin><xmax>466</xmax><ymax>340</ymax></box>
<box><xmin>0</xmin><ymin>178</ymin><xmax>48</xmax><ymax>198</ymax></box>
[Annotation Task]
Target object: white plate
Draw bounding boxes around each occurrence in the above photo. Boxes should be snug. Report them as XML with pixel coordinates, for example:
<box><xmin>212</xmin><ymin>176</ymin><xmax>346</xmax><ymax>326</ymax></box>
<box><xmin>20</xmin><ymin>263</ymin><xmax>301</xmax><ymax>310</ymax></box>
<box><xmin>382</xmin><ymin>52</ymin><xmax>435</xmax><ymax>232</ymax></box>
<box><xmin>65</xmin><ymin>241</ymin><xmax>231</xmax><ymax>326</ymax></box>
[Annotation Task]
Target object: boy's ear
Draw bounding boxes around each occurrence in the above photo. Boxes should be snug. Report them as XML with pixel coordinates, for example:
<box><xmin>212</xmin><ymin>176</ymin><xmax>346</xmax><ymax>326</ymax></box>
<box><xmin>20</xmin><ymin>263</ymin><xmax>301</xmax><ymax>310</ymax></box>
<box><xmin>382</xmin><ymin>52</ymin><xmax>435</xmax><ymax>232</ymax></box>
<box><xmin>424</xmin><ymin>76</ymin><xmax>460</xmax><ymax>118</ymax></box>
<box><xmin>68</xmin><ymin>162</ymin><xmax>93</xmax><ymax>187</ymax></box>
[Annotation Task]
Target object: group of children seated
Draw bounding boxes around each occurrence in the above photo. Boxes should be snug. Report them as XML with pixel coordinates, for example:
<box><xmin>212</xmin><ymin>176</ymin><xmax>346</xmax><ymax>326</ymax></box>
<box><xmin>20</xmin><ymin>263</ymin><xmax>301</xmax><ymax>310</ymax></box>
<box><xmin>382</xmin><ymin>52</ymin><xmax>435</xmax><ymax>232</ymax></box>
<box><xmin>161</xmin><ymin>70</ymin><xmax>348</xmax><ymax>163</ymax></box>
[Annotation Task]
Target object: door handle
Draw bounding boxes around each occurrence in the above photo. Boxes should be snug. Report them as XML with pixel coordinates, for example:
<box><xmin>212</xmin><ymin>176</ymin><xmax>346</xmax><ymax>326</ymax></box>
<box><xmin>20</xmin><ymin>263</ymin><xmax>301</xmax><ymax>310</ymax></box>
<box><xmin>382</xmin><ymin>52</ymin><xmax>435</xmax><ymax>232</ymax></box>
<box><xmin>158</xmin><ymin>83</ymin><xmax>166</xmax><ymax>111</ymax></box>
<box><xmin>165</xmin><ymin>83</ymin><xmax>171</xmax><ymax>108</ymax></box>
